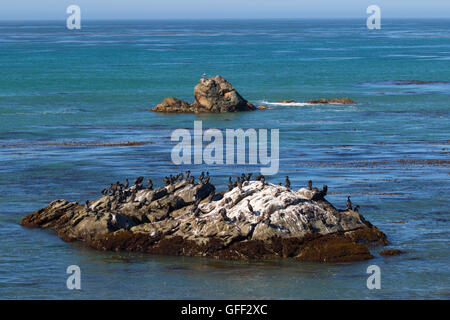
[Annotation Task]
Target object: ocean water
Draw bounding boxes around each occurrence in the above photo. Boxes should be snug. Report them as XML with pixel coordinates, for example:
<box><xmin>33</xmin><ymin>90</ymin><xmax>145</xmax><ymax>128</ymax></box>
<box><xmin>0</xmin><ymin>19</ymin><xmax>449</xmax><ymax>299</ymax></box>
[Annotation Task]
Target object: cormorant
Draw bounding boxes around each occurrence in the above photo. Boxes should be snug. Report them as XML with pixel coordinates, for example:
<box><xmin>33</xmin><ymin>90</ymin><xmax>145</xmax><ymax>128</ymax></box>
<box><xmin>260</xmin><ymin>175</ymin><xmax>266</xmax><ymax>187</ymax></box>
<box><xmin>227</xmin><ymin>180</ymin><xmax>234</xmax><ymax>191</ymax></box>
<box><xmin>237</xmin><ymin>178</ymin><xmax>243</xmax><ymax>191</ymax></box>
<box><xmin>147</xmin><ymin>178</ymin><xmax>153</xmax><ymax>190</ymax></box>
<box><xmin>285</xmin><ymin>176</ymin><xmax>291</xmax><ymax>189</ymax></box>
<box><xmin>346</xmin><ymin>196</ymin><xmax>352</xmax><ymax>210</ymax></box>
<box><xmin>219</xmin><ymin>208</ymin><xmax>228</xmax><ymax>221</ymax></box>
<box><xmin>247</xmin><ymin>200</ymin><xmax>254</xmax><ymax>214</ymax></box>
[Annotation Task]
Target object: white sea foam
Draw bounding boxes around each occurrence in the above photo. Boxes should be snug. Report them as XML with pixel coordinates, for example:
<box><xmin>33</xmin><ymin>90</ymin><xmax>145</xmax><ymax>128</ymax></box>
<box><xmin>261</xmin><ymin>101</ymin><xmax>316</xmax><ymax>107</ymax></box>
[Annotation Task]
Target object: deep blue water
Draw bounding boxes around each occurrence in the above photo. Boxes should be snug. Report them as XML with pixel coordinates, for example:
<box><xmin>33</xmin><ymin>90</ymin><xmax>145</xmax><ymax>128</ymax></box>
<box><xmin>0</xmin><ymin>19</ymin><xmax>449</xmax><ymax>299</ymax></box>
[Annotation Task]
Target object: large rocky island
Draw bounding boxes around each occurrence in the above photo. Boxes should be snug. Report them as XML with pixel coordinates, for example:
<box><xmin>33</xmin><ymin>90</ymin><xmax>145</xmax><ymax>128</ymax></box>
<box><xmin>152</xmin><ymin>75</ymin><xmax>256</xmax><ymax>113</ymax></box>
<box><xmin>21</xmin><ymin>174</ymin><xmax>388</xmax><ymax>262</ymax></box>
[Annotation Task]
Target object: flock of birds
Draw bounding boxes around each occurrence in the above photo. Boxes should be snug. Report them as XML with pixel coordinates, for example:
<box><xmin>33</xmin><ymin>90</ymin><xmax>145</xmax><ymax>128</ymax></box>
<box><xmin>85</xmin><ymin>171</ymin><xmax>359</xmax><ymax>219</ymax></box>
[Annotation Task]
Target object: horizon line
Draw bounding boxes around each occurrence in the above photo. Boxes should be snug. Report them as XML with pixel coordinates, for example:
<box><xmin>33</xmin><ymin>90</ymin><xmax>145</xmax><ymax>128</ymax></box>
<box><xmin>1</xmin><ymin>17</ymin><xmax>450</xmax><ymax>22</ymax></box>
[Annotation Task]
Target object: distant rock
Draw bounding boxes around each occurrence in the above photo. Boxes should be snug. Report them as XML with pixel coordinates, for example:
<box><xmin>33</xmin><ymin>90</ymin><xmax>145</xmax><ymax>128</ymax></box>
<box><xmin>307</xmin><ymin>97</ymin><xmax>358</xmax><ymax>104</ymax></box>
<box><xmin>20</xmin><ymin>176</ymin><xmax>388</xmax><ymax>262</ymax></box>
<box><xmin>152</xmin><ymin>76</ymin><xmax>256</xmax><ymax>113</ymax></box>
<box><xmin>193</xmin><ymin>75</ymin><xmax>256</xmax><ymax>113</ymax></box>
<box><xmin>380</xmin><ymin>249</ymin><xmax>404</xmax><ymax>256</ymax></box>
<box><xmin>392</xmin><ymin>80</ymin><xmax>448</xmax><ymax>85</ymax></box>
<box><xmin>152</xmin><ymin>97</ymin><xmax>193</xmax><ymax>113</ymax></box>
<box><xmin>276</xmin><ymin>100</ymin><xmax>298</xmax><ymax>103</ymax></box>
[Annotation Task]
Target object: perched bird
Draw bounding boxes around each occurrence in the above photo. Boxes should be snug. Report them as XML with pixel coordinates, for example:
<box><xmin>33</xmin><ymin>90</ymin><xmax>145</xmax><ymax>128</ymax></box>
<box><xmin>260</xmin><ymin>175</ymin><xmax>266</xmax><ymax>187</ymax></box>
<box><xmin>322</xmin><ymin>185</ymin><xmax>328</xmax><ymax>196</ymax></box>
<box><xmin>237</xmin><ymin>178</ymin><xmax>243</xmax><ymax>191</ymax></box>
<box><xmin>285</xmin><ymin>176</ymin><xmax>291</xmax><ymax>189</ymax></box>
<box><xmin>227</xmin><ymin>179</ymin><xmax>234</xmax><ymax>191</ymax></box>
<box><xmin>199</xmin><ymin>171</ymin><xmax>205</xmax><ymax>182</ymax></box>
<box><xmin>247</xmin><ymin>200</ymin><xmax>254</xmax><ymax>214</ymax></box>
<box><xmin>307</xmin><ymin>180</ymin><xmax>313</xmax><ymax>190</ymax></box>
<box><xmin>123</xmin><ymin>179</ymin><xmax>129</xmax><ymax>189</ymax></box>
<box><xmin>354</xmin><ymin>205</ymin><xmax>360</xmax><ymax>212</ymax></box>
<box><xmin>193</xmin><ymin>205</ymin><xmax>202</xmax><ymax>217</ymax></box>
<box><xmin>204</xmin><ymin>175</ymin><xmax>210</xmax><ymax>184</ymax></box>
<box><xmin>105</xmin><ymin>201</ymin><xmax>111</xmax><ymax>212</ymax></box>
<box><xmin>241</xmin><ymin>173</ymin><xmax>246</xmax><ymax>181</ymax></box>
<box><xmin>111</xmin><ymin>213</ymin><xmax>117</xmax><ymax>225</ymax></box>
<box><xmin>185</xmin><ymin>170</ymin><xmax>191</xmax><ymax>181</ymax></box>
<box><xmin>163</xmin><ymin>176</ymin><xmax>170</xmax><ymax>186</ymax></box>
<box><xmin>85</xmin><ymin>200</ymin><xmax>90</xmax><ymax>212</ymax></box>
<box><xmin>246</xmin><ymin>173</ymin><xmax>253</xmax><ymax>182</ymax></box>
<box><xmin>219</xmin><ymin>208</ymin><xmax>229</xmax><ymax>221</ymax></box>
<box><xmin>189</xmin><ymin>176</ymin><xmax>195</xmax><ymax>185</ymax></box>
<box><xmin>346</xmin><ymin>196</ymin><xmax>352</xmax><ymax>210</ymax></box>
<box><xmin>147</xmin><ymin>178</ymin><xmax>153</xmax><ymax>190</ymax></box>
<box><xmin>101</xmin><ymin>188</ymin><xmax>108</xmax><ymax>196</ymax></box>
<box><xmin>255</xmin><ymin>173</ymin><xmax>262</xmax><ymax>181</ymax></box>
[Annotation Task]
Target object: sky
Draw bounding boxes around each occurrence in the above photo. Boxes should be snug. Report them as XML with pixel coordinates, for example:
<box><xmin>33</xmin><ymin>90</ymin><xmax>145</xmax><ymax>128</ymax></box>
<box><xmin>0</xmin><ymin>0</ymin><xmax>449</xmax><ymax>20</ymax></box>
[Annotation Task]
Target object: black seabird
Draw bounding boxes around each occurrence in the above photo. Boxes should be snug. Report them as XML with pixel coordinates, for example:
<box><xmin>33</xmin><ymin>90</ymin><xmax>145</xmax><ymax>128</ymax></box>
<box><xmin>219</xmin><ymin>208</ymin><xmax>229</xmax><ymax>221</ymax></box>
<box><xmin>354</xmin><ymin>205</ymin><xmax>360</xmax><ymax>212</ymax></box>
<box><xmin>285</xmin><ymin>176</ymin><xmax>291</xmax><ymax>189</ymax></box>
<box><xmin>246</xmin><ymin>173</ymin><xmax>253</xmax><ymax>181</ymax></box>
<box><xmin>260</xmin><ymin>175</ymin><xmax>266</xmax><ymax>187</ymax></box>
<box><xmin>237</xmin><ymin>178</ymin><xmax>243</xmax><ymax>191</ymax></box>
<box><xmin>123</xmin><ymin>179</ymin><xmax>129</xmax><ymax>189</ymax></box>
<box><xmin>147</xmin><ymin>178</ymin><xmax>153</xmax><ymax>190</ymax></box>
<box><xmin>185</xmin><ymin>170</ymin><xmax>190</xmax><ymax>181</ymax></box>
<box><xmin>247</xmin><ymin>200</ymin><xmax>254</xmax><ymax>214</ymax></box>
<box><xmin>199</xmin><ymin>171</ymin><xmax>205</xmax><ymax>182</ymax></box>
<box><xmin>227</xmin><ymin>179</ymin><xmax>234</xmax><ymax>191</ymax></box>
<box><xmin>307</xmin><ymin>180</ymin><xmax>313</xmax><ymax>190</ymax></box>
<box><xmin>322</xmin><ymin>185</ymin><xmax>328</xmax><ymax>196</ymax></box>
<box><xmin>346</xmin><ymin>196</ymin><xmax>352</xmax><ymax>210</ymax></box>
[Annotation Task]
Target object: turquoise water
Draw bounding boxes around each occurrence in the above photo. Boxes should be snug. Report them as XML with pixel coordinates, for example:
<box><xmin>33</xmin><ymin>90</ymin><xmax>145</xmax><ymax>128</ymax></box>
<box><xmin>0</xmin><ymin>19</ymin><xmax>449</xmax><ymax>299</ymax></box>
